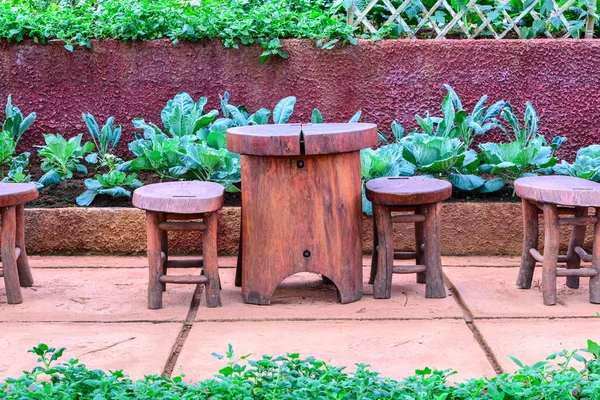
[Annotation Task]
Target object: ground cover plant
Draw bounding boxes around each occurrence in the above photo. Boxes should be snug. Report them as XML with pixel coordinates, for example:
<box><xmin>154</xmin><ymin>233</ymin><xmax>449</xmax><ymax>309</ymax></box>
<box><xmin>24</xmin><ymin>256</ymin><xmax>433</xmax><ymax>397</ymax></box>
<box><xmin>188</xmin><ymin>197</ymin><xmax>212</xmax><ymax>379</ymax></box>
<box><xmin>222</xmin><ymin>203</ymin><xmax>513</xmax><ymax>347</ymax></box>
<box><xmin>1</xmin><ymin>0</ymin><xmax>598</xmax><ymax>59</ymax></box>
<box><xmin>2</xmin><ymin>341</ymin><xmax>600</xmax><ymax>399</ymax></box>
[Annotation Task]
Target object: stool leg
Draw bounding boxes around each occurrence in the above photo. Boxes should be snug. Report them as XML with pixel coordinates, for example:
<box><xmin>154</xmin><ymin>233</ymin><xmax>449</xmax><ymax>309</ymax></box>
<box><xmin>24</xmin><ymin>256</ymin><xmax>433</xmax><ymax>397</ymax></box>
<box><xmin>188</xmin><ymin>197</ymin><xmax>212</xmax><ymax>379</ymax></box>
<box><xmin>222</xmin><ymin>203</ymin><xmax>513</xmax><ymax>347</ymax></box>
<box><xmin>415</xmin><ymin>205</ymin><xmax>425</xmax><ymax>284</ymax></box>
<box><xmin>235</xmin><ymin>215</ymin><xmax>242</xmax><ymax>287</ymax></box>
<box><xmin>373</xmin><ymin>204</ymin><xmax>393</xmax><ymax>299</ymax></box>
<box><xmin>423</xmin><ymin>202</ymin><xmax>445</xmax><ymax>298</ymax></box>
<box><xmin>369</xmin><ymin>214</ymin><xmax>378</xmax><ymax>285</ymax></box>
<box><xmin>15</xmin><ymin>204</ymin><xmax>33</xmax><ymax>287</ymax></box>
<box><xmin>2</xmin><ymin>206</ymin><xmax>22</xmax><ymax>304</ymax></box>
<box><xmin>517</xmin><ymin>199</ymin><xmax>539</xmax><ymax>289</ymax></box>
<box><xmin>566</xmin><ymin>207</ymin><xmax>587</xmax><ymax>289</ymax></box>
<box><xmin>542</xmin><ymin>204</ymin><xmax>560</xmax><ymax>306</ymax></box>
<box><xmin>147</xmin><ymin>211</ymin><xmax>163</xmax><ymax>309</ymax></box>
<box><xmin>590</xmin><ymin>208</ymin><xmax>600</xmax><ymax>304</ymax></box>
<box><xmin>159</xmin><ymin>213</ymin><xmax>168</xmax><ymax>292</ymax></box>
<box><xmin>203</xmin><ymin>212</ymin><xmax>222</xmax><ymax>308</ymax></box>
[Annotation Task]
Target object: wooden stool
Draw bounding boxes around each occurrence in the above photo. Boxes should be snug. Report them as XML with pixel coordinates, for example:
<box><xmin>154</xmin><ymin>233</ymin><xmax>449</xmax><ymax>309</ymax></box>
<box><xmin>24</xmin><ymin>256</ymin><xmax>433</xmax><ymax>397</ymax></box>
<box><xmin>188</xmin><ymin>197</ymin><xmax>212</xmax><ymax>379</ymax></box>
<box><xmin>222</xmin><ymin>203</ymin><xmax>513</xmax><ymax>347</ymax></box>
<box><xmin>515</xmin><ymin>176</ymin><xmax>600</xmax><ymax>306</ymax></box>
<box><xmin>133</xmin><ymin>181</ymin><xmax>224</xmax><ymax>309</ymax></box>
<box><xmin>366</xmin><ymin>177</ymin><xmax>451</xmax><ymax>299</ymax></box>
<box><xmin>0</xmin><ymin>183</ymin><xmax>38</xmax><ymax>304</ymax></box>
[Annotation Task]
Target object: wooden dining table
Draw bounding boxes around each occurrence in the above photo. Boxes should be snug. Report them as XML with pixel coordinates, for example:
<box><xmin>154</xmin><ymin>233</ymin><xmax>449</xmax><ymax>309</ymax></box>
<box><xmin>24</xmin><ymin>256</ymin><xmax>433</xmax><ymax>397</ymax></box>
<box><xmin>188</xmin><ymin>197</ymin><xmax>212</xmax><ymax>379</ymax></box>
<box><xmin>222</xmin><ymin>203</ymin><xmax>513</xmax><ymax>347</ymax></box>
<box><xmin>227</xmin><ymin>123</ymin><xmax>378</xmax><ymax>305</ymax></box>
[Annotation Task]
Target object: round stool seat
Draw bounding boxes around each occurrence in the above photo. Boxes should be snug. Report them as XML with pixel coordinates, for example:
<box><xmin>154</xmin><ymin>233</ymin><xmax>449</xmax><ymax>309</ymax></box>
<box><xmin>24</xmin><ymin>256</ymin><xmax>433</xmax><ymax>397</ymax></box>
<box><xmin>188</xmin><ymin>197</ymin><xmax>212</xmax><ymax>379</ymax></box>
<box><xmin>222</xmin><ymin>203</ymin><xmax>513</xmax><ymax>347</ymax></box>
<box><xmin>366</xmin><ymin>177</ymin><xmax>452</xmax><ymax>205</ymax></box>
<box><xmin>133</xmin><ymin>181</ymin><xmax>224</xmax><ymax>214</ymax></box>
<box><xmin>515</xmin><ymin>176</ymin><xmax>600</xmax><ymax>207</ymax></box>
<box><xmin>0</xmin><ymin>183</ymin><xmax>39</xmax><ymax>207</ymax></box>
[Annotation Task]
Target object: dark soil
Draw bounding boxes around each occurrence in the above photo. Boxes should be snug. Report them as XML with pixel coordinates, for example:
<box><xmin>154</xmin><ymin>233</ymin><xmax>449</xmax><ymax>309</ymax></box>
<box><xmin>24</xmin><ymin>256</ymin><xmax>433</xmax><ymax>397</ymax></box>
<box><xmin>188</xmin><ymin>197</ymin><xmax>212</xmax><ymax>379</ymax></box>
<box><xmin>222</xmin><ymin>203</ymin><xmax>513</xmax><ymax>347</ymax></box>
<box><xmin>24</xmin><ymin>164</ymin><xmax>516</xmax><ymax>208</ymax></box>
<box><xmin>26</xmin><ymin>167</ymin><xmax>242</xmax><ymax>208</ymax></box>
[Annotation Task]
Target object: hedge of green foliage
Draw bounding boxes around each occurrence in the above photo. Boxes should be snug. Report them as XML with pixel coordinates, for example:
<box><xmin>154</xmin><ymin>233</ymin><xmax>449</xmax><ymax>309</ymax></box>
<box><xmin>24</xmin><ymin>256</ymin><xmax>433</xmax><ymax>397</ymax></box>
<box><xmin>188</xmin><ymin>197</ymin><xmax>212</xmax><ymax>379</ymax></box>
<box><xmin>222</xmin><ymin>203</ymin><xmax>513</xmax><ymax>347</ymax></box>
<box><xmin>2</xmin><ymin>342</ymin><xmax>600</xmax><ymax>399</ymax></box>
<box><xmin>1</xmin><ymin>0</ymin><xmax>598</xmax><ymax>58</ymax></box>
<box><xmin>0</xmin><ymin>0</ymin><xmax>355</xmax><ymax>56</ymax></box>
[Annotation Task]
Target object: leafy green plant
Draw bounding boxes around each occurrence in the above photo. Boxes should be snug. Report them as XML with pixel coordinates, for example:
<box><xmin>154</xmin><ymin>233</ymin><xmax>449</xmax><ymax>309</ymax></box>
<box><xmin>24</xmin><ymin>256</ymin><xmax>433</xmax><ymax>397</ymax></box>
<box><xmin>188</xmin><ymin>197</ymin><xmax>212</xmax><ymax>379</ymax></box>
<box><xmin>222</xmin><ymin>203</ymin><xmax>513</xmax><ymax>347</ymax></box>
<box><xmin>412</xmin><ymin>85</ymin><xmax>504</xmax><ymax>150</ymax></box>
<box><xmin>0</xmin><ymin>0</ymin><xmax>357</xmax><ymax>56</ymax></box>
<box><xmin>1</xmin><ymin>152</ymin><xmax>40</xmax><ymax>188</ymax></box>
<box><xmin>177</xmin><ymin>140</ymin><xmax>241</xmax><ymax>192</ymax></box>
<box><xmin>311</xmin><ymin>108</ymin><xmax>362</xmax><ymax>123</ymax></box>
<box><xmin>128</xmin><ymin>92</ymin><xmax>241</xmax><ymax>189</ymax></box>
<box><xmin>36</xmin><ymin>133</ymin><xmax>94</xmax><ymax>187</ymax></box>
<box><xmin>479</xmin><ymin>102</ymin><xmax>566</xmax><ymax>181</ymax></box>
<box><xmin>134</xmin><ymin>92</ymin><xmax>218</xmax><ymax>140</ymax></box>
<box><xmin>76</xmin><ymin>168</ymin><xmax>143</xmax><ymax>207</ymax></box>
<box><xmin>82</xmin><ymin>113</ymin><xmax>123</xmax><ymax>165</ymax></box>
<box><xmin>3</xmin><ymin>95</ymin><xmax>36</xmax><ymax>144</ymax></box>
<box><xmin>129</xmin><ymin>135</ymin><xmax>190</xmax><ymax>179</ymax></box>
<box><xmin>0</xmin><ymin>130</ymin><xmax>16</xmax><ymax>171</ymax></box>
<box><xmin>259</xmin><ymin>38</ymin><xmax>288</xmax><ymax>64</ymax></box>
<box><xmin>554</xmin><ymin>145</ymin><xmax>600</xmax><ymax>181</ymax></box>
<box><xmin>3</xmin><ymin>340</ymin><xmax>600</xmax><ymax>399</ymax></box>
<box><xmin>219</xmin><ymin>92</ymin><xmax>296</xmax><ymax>127</ymax></box>
<box><xmin>361</xmin><ymin>122</ymin><xmax>415</xmax><ymax>214</ymax></box>
<box><xmin>400</xmin><ymin>133</ymin><xmax>503</xmax><ymax>192</ymax></box>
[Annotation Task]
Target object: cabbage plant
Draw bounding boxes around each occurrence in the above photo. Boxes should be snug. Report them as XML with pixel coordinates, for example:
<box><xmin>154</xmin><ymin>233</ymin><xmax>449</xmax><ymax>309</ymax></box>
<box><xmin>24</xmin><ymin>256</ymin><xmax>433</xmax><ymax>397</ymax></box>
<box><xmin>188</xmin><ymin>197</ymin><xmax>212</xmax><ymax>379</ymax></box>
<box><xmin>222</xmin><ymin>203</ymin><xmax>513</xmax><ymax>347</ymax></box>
<box><xmin>412</xmin><ymin>85</ymin><xmax>504</xmax><ymax>150</ymax></box>
<box><xmin>82</xmin><ymin>113</ymin><xmax>122</xmax><ymax>165</ymax></box>
<box><xmin>554</xmin><ymin>145</ymin><xmax>600</xmax><ymax>181</ymax></box>
<box><xmin>128</xmin><ymin>92</ymin><xmax>240</xmax><ymax>189</ymax></box>
<box><xmin>479</xmin><ymin>102</ymin><xmax>566</xmax><ymax>180</ymax></box>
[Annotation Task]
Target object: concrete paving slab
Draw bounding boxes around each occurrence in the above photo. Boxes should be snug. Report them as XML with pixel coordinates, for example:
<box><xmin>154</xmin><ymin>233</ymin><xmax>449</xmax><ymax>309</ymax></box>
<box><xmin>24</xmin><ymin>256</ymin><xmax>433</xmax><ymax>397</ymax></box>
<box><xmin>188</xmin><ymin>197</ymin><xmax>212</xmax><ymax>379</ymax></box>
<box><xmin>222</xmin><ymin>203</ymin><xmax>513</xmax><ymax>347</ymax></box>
<box><xmin>0</xmin><ymin>268</ymin><xmax>194</xmax><ymax>322</ymax></box>
<box><xmin>195</xmin><ymin>268</ymin><xmax>463</xmax><ymax>321</ymax></box>
<box><xmin>476</xmin><ymin>319</ymin><xmax>600</xmax><ymax>373</ymax></box>
<box><xmin>0</xmin><ymin>322</ymin><xmax>180</xmax><ymax>379</ymax></box>
<box><xmin>176</xmin><ymin>320</ymin><xmax>494</xmax><ymax>382</ymax></box>
<box><xmin>445</xmin><ymin>267</ymin><xmax>600</xmax><ymax>318</ymax></box>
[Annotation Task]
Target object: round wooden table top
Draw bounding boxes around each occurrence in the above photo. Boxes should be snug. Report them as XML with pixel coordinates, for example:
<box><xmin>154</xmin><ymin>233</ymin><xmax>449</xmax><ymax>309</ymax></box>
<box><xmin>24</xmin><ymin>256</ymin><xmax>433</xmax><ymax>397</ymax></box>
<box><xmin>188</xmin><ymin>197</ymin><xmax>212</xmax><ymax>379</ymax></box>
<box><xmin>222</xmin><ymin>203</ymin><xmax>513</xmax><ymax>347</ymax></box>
<box><xmin>132</xmin><ymin>181</ymin><xmax>224</xmax><ymax>214</ymax></box>
<box><xmin>0</xmin><ymin>183</ymin><xmax>39</xmax><ymax>207</ymax></box>
<box><xmin>515</xmin><ymin>176</ymin><xmax>600</xmax><ymax>207</ymax></box>
<box><xmin>366</xmin><ymin>177</ymin><xmax>452</xmax><ymax>205</ymax></box>
<box><xmin>227</xmin><ymin>123</ymin><xmax>378</xmax><ymax>156</ymax></box>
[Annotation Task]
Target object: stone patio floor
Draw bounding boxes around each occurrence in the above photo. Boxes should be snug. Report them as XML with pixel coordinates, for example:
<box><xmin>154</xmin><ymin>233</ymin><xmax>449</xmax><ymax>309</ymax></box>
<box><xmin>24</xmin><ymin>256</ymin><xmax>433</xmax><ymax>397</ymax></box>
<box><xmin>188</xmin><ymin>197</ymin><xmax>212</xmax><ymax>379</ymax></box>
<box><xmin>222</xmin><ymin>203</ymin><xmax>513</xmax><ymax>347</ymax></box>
<box><xmin>1</xmin><ymin>255</ymin><xmax>599</xmax><ymax>383</ymax></box>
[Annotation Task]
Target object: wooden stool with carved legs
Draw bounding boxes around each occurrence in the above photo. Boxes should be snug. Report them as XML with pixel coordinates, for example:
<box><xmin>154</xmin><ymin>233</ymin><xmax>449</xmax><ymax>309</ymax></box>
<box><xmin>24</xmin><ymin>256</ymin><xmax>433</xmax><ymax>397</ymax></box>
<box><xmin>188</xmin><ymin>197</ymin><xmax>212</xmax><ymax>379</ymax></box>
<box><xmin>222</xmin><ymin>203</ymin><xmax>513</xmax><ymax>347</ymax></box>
<box><xmin>133</xmin><ymin>181</ymin><xmax>224</xmax><ymax>309</ymax></box>
<box><xmin>366</xmin><ymin>177</ymin><xmax>451</xmax><ymax>299</ymax></box>
<box><xmin>0</xmin><ymin>183</ymin><xmax>38</xmax><ymax>304</ymax></box>
<box><xmin>515</xmin><ymin>176</ymin><xmax>600</xmax><ymax>306</ymax></box>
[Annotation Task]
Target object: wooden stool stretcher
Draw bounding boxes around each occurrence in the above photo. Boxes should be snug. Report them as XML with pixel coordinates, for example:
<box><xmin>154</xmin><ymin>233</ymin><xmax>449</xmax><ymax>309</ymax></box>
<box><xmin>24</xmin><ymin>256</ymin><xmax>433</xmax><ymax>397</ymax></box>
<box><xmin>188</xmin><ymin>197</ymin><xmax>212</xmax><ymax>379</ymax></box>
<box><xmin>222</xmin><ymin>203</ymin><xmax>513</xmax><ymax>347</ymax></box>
<box><xmin>515</xmin><ymin>176</ymin><xmax>600</xmax><ymax>305</ymax></box>
<box><xmin>366</xmin><ymin>177</ymin><xmax>451</xmax><ymax>299</ymax></box>
<box><xmin>133</xmin><ymin>181</ymin><xmax>224</xmax><ymax>309</ymax></box>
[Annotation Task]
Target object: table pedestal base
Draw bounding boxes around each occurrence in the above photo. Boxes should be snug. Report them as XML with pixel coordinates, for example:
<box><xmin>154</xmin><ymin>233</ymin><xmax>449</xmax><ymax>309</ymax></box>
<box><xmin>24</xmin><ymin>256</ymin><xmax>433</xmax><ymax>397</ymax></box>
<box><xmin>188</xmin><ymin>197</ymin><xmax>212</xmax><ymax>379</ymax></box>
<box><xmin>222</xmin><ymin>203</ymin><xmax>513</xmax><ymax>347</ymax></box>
<box><xmin>240</xmin><ymin>151</ymin><xmax>363</xmax><ymax>305</ymax></box>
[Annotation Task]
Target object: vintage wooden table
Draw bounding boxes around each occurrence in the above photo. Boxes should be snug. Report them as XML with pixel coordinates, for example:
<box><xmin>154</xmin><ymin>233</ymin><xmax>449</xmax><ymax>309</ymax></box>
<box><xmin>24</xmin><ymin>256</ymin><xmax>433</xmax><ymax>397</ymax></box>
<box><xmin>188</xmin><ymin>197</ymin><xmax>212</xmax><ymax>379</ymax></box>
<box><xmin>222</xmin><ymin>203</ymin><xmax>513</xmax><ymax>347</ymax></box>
<box><xmin>227</xmin><ymin>123</ymin><xmax>378</xmax><ymax>305</ymax></box>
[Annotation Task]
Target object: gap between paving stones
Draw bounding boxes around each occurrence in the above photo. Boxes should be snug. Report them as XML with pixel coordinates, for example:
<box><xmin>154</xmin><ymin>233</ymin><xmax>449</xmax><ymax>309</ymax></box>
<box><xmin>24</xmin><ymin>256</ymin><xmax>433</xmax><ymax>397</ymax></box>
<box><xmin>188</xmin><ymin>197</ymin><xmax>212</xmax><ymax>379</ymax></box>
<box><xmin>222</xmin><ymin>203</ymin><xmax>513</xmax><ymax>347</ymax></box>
<box><xmin>162</xmin><ymin>285</ymin><xmax>205</xmax><ymax>377</ymax></box>
<box><xmin>443</xmin><ymin>272</ymin><xmax>505</xmax><ymax>375</ymax></box>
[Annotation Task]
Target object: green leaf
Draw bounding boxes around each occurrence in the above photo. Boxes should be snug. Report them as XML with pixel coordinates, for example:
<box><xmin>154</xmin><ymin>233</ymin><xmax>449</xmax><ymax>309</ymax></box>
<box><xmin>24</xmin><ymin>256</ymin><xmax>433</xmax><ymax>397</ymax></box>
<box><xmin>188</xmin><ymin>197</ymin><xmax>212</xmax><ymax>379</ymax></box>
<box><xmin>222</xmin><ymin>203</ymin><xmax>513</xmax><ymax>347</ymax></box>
<box><xmin>348</xmin><ymin>111</ymin><xmax>362</xmax><ymax>123</ymax></box>
<box><xmin>248</xmin><ymin>108</ymin><xmax>270</xmax><ymax>125</ymax></box>
<box><xmin>311</xmin><ymin>109</ymin><xmax>323</xmax><ymax>124</ymax></box>
<box><xmin>38</xmin><ymin>170</ymin><xmax>61</xmax><ymax>187</ymax></box>
<box><xmin>475</xmin><ymin>177</ymin><xmax>505</xmax><ymax>193</ymax></box>
<box><xmin>273</xmin><ymin>96</ymin><xmax>296</xmax><ymax>124</ymax></box>
<box><xmin>76</xmin><ymin>190</ymin><xmax>98</xmax><ymax>207</ymax></box>
<box><xmin>447</xmin><ymin>173</ymin><xmax>485</xmax><ymax>191</ymax></box>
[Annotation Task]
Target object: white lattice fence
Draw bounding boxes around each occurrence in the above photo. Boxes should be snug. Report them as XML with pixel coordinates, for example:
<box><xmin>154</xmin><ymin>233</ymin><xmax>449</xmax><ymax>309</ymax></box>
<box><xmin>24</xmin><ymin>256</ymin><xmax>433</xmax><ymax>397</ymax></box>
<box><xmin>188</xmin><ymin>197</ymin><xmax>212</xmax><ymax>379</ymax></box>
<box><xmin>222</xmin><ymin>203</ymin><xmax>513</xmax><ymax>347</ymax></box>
<box><xmin>346</xmin><ymin>0</ymin><xmax>598</xmax><ymax>38</ymax></box>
